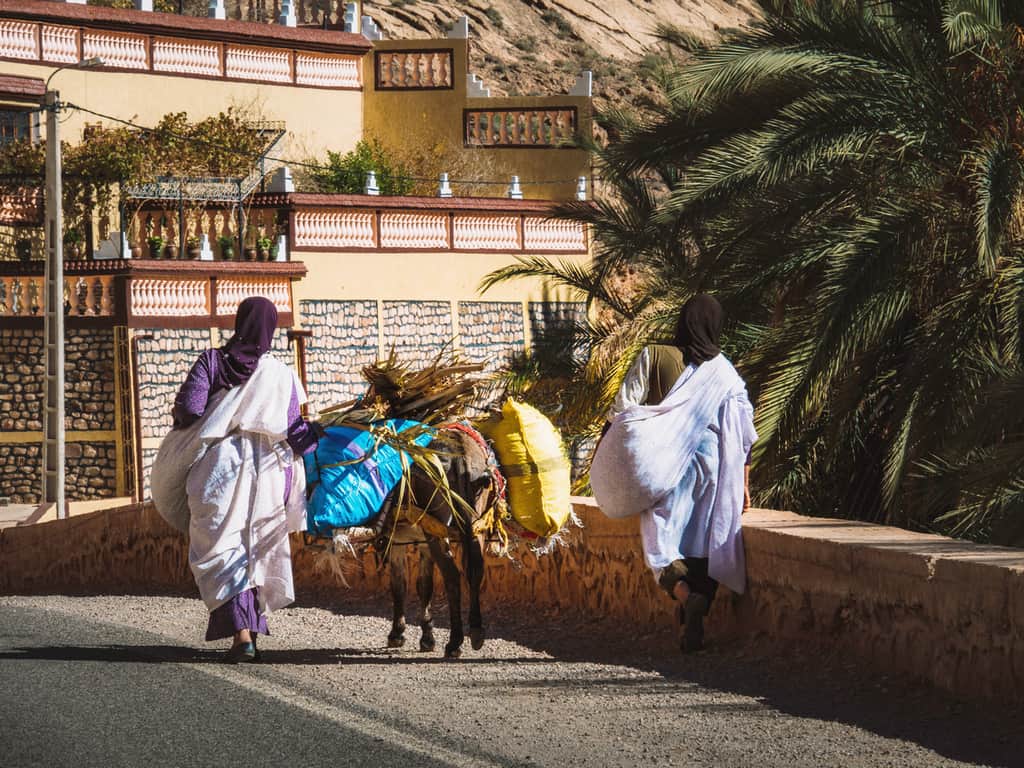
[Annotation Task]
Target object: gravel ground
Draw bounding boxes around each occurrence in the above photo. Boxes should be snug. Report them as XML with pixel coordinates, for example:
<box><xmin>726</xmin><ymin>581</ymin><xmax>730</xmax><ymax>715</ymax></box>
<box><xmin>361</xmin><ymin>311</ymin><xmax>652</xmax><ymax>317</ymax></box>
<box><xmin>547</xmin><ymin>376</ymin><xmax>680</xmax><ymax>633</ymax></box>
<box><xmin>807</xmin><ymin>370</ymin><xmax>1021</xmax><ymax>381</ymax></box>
<box><xmin>0</xmin><ymin>591</ymin><xmax>1020</xmax><ymax>768</ymax></box>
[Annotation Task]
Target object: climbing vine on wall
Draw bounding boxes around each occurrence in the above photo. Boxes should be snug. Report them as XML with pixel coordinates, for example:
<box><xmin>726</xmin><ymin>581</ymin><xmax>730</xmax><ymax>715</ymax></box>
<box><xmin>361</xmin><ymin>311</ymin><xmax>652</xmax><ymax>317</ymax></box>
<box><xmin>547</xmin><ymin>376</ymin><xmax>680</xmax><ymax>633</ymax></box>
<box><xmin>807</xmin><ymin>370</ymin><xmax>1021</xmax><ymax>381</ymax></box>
<box><xmin>0</xmin><ymin>108</ymin><xmax>270</xmax><ymax>239</ymax></box>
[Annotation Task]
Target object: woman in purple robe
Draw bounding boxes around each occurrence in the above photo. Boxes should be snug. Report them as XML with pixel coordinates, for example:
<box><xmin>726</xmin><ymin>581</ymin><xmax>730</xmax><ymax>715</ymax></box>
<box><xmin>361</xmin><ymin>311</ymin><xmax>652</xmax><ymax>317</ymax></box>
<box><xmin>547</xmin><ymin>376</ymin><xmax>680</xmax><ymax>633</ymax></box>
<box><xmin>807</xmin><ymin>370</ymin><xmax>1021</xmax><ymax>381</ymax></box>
<box><xmin>161</xmin><ymin>297</ymin><xmax>320</xmax><ymax>663</ymax></box>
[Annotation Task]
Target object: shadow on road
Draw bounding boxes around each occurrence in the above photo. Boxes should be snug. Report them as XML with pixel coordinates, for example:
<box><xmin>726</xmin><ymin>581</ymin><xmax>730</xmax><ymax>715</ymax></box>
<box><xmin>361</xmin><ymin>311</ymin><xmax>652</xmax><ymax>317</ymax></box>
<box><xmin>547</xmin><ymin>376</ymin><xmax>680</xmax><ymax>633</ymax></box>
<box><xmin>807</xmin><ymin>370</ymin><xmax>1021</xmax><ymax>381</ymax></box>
<box><xmin>299</xmin><ymin>588</ymin><xmax>1024</xmax><ymax>768</ymax></box>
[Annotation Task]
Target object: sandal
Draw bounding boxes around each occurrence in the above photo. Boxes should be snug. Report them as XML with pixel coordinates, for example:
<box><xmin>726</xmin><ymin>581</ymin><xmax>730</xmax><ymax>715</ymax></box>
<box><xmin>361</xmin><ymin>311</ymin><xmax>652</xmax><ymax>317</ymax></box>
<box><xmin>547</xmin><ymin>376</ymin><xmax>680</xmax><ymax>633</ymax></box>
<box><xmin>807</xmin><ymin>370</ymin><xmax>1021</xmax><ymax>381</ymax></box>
<box><xmin>222</xmin><ymin>641</ymin><xmax>256</xmax><ymax>664</ymax></box>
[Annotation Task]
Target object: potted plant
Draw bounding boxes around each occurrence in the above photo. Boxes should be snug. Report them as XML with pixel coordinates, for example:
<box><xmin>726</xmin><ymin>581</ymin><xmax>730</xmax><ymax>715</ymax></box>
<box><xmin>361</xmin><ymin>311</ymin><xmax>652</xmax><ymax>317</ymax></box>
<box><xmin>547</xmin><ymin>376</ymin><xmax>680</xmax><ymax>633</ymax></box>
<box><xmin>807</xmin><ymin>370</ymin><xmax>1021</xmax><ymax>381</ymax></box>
<box><xmin>146</xmin><ymin>235</ymin><xmax>165</xmax><ymax>260</ymax></box>
<box><xmin>217</xmin><ymin>235</ymin><xmax>235</xmax><ymax>261</ymax></box>
<box><xmin>15</xmin><ymin>237</ymin><xmax>32</xmax><ymax>263</ymax></box>
<box><xmin>256</xmin><ymin>235</ymin><xmax>274</xmax><ymax>262</ymax></box>
<box><xmin>165</xmin><ymin>240</ymin><xmax>179</xmax><ymax>260</ymax></box>
<box><xmin>130</xmin><ymin>242</ymin><xmax>143</xmax><ymax>259</ymax></box>
<box><xmin>63</xmin><ymin>229</ymin><xmax>84</xmax><ymax>260</ymax></box>
<box><xmin>186</xmin><ymin>236</ymin><xmax>202</xmax><ymax>260</ymax></box>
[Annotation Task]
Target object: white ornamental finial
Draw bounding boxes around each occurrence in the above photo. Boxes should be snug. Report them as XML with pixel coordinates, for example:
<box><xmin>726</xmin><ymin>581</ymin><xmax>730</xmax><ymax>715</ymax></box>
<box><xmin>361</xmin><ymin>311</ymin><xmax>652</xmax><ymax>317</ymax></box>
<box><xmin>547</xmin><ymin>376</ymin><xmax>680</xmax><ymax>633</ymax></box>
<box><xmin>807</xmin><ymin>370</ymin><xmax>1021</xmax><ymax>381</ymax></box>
<box><xmin>438</xmin><ymin>173</ymin><xmax>453</xmax><ymax>198</ymax></box>
<box><xmin>507</xmin><ymin>176</ymin><xmax>523</xmax><ymax>200</ymax></box>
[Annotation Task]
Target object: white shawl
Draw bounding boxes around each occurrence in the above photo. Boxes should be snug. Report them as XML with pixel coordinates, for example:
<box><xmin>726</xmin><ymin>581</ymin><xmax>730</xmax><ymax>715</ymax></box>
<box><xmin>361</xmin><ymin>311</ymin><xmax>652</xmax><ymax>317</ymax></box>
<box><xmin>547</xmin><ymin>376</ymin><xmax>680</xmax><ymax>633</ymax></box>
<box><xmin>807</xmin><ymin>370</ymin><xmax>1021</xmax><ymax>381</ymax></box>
<box><xmin>151</xmin><ymin>355</ymin><xmax>308</xmax><ymax>613</ymax></box>
<box><xmin>590</xmin><ymin>354</ymin><xmax>754</xmax><ymax>593</ymax></box>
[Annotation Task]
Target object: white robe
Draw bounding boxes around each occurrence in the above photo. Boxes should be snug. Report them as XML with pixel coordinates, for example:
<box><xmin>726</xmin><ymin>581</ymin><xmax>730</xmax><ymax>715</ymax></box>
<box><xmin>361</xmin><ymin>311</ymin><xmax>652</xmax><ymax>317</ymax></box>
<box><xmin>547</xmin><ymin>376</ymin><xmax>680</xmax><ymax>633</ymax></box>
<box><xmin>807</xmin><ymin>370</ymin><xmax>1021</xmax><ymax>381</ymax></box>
<box><xmin>151</xmin><ymin>355</ymin><xmax>308</xmax><ymax>614</ymax></box>
<box><xmin>590</xmin><ymin>353</ymin><xmax>756</xmax><ymax>593</ymax></box>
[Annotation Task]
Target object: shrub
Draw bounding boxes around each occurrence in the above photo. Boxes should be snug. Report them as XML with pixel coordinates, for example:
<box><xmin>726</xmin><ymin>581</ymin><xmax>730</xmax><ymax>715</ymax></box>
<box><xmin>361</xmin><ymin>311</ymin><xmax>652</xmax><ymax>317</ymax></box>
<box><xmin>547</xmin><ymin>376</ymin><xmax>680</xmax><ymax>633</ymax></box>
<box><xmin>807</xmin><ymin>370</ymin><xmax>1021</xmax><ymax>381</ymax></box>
<box><xmin>484</xmin><ymin>6</ymin><xmax>504</xmax><ymax>28</ymax></box>
<box><xmin>307</xmin><ymin>139</ymin><xmax>414</xmax><ymax>196</ymax></box>
<box><xmin>541</xmin><ymin>9</ymin><xmax>574</xmax><ymax>38</ymax></box>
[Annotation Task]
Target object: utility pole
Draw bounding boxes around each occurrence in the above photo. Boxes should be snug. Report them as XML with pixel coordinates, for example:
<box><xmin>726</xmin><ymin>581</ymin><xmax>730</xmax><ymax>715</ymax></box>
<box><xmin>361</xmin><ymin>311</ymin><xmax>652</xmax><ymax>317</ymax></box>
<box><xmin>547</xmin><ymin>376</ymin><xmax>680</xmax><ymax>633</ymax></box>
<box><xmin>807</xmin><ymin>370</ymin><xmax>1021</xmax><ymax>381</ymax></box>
<box><xmin>42</xmin><ymin>88</ymin><xmax>65</xmax><ymax>518</ymax></box>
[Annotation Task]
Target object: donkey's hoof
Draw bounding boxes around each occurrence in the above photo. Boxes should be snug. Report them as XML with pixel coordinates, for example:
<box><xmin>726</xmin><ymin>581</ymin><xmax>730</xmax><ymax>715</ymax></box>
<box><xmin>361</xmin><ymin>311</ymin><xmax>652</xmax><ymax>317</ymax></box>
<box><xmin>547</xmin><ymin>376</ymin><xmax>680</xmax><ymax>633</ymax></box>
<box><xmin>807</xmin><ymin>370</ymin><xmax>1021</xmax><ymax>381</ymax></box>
<box><xmin>387</xmin><ymin>634</ymin><xmax>406</xmax><ymax>648</ymax></box>
<box><xmin>444</xmin><ymin>642</ymin><xmax>462</xmax><ymax>659</ymax></box>
<box><xmin>419</xmin><ymin>635</ymin><xmax>436</xmax><ymax>653</ymax></box>
<box><xmin>469</xmin><ymin>627</ymin><xmax>485</xmax><ymax>650</ymax></box>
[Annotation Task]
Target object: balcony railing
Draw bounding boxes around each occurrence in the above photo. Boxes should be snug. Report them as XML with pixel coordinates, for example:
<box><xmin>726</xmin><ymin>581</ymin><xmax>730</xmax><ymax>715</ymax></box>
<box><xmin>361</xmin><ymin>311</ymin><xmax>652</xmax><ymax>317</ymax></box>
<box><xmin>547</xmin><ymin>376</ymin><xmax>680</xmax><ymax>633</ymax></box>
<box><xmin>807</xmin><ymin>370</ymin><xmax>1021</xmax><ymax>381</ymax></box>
<box><xmin>0</xmin><ymin>12</ymin><xmax>364</xmax><ymax>89</ymax></box>
<box><xmin>0</xmin><ymin>260</ymin><xmax>305</xmax><ymax>327</ymax></box>
<box><xmin>464</xmin><ymin>108</ymin><xmax>578</xmax><ymax>148</ymax></box>
<box><xmin>374</xmin><ymin>49</ymin><xmax>454</xmax><ymax>90</ymax></box>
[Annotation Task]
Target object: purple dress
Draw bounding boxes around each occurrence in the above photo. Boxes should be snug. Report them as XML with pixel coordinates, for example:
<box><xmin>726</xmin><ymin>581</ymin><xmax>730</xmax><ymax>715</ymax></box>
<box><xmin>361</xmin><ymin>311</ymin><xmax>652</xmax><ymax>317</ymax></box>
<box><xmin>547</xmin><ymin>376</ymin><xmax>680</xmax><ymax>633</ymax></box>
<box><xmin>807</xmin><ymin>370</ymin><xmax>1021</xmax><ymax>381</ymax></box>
<box><xmin>172</xmin><ymin>348</ymin><xmax>318</xmax><ymax>641</ymax></box>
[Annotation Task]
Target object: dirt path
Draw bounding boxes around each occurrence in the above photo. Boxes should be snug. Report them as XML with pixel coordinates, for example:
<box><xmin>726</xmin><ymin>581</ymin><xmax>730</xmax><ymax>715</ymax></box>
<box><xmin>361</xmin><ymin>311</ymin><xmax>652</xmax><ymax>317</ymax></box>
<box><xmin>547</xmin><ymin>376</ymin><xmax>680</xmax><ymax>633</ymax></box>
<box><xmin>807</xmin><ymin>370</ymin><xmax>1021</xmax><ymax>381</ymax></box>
<box><xmin>0</xmin><ymin>592</ymin><xmax>1019</xmax><ymax>767</ymax></box>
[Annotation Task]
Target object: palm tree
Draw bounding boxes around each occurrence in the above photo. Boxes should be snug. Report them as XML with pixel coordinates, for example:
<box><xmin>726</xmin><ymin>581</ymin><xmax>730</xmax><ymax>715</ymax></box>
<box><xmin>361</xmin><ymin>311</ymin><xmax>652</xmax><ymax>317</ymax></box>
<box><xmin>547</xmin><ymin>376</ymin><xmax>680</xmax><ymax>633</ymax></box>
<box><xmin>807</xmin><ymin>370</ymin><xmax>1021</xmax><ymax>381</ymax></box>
<box><xmin>486</xmin><ymin>1</ymin><xmax>1024</xmax><ymax>543</ymax></box>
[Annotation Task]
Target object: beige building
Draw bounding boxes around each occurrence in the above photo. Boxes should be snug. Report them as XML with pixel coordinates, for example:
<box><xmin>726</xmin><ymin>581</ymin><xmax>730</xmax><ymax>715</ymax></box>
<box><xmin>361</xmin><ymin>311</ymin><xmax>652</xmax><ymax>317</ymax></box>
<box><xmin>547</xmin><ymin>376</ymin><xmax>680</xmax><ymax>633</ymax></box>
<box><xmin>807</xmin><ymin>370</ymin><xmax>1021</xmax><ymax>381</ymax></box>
<box><xmin>0</xmin><ymin>0</ymin><xmax>594</xmax><ymax>506</ymax></box>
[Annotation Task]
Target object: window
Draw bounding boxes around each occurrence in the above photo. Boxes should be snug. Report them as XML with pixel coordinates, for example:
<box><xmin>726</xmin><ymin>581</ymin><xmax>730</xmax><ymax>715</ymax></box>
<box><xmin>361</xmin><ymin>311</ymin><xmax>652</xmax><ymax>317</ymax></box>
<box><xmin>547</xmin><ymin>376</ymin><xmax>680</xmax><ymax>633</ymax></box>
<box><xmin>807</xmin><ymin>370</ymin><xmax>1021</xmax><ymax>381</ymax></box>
<box><xmin>0</xmin><ymin>108</ymin><xmax>34</xmax><ymax>143</ymax></box>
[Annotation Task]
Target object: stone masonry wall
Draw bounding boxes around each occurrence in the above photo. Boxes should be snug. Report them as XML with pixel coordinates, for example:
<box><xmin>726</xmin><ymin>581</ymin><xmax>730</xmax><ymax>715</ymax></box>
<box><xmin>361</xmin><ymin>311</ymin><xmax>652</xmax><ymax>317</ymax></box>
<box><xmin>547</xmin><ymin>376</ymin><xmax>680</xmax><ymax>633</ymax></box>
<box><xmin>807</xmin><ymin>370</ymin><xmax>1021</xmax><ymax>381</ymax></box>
<box><xmin>65</xmin><ymin>441</ymin><xmax>117</xmax><ymax>500</ymax></box>
<box><xmin>458</xmin><ymin>301</ymin><xmax>524</xmax><ymax>373</ymax></box>
<box><xmin>0</xmin><ymin>443</ymin><xmax>40</xmax><ymax>502</ymax></box>
<box><xmin>0</xmin><ymin>329</ymin><xmax>43</xmax><ymax>431</ymax></box>
<box><xmin>65</xmin><ymin>330</ymin><xmax>115</xmax><ymax>432</ymax></box>
<box><xmin>300</xmin><ymin>299</ymin><xmax>379</xmax><ymax>412</ymax></box>
<box><xmin>382</xmin><ymin>301</ymin><xmax>452</xmax><ymax>368</ymax></box>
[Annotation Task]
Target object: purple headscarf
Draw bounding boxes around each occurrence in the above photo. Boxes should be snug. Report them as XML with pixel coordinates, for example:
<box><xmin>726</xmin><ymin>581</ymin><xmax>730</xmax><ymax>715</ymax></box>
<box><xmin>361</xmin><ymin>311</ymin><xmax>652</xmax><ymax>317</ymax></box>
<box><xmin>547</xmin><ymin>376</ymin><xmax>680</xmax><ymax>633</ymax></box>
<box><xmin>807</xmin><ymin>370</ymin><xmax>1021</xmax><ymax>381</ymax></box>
<box><xmin>220</xmin><ymin>296</ymin><xmax>278</xmax><ymax>387</ymax></box>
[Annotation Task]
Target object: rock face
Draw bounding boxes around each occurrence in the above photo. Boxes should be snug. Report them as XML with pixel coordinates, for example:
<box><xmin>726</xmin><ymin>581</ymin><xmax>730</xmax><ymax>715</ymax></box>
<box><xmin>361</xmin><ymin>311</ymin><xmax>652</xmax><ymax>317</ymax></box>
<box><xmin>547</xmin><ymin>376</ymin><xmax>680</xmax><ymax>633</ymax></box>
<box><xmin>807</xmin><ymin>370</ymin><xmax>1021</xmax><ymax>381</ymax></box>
<box><xmin>361</xmin><ymin>0</ymin><xmax>760</xmax><ymax>104</ymax></box>
<box><xmin>217</xmin><ymin>0</ymin><xmax>759</xmax><ymax>105</ymax></box>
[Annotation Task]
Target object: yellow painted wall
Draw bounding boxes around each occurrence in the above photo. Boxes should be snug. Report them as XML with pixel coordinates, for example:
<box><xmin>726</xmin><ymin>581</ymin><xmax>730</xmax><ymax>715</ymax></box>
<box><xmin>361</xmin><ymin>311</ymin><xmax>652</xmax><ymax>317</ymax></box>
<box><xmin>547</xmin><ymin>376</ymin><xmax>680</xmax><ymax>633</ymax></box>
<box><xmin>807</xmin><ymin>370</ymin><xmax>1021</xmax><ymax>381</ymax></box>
<box><xmin>363</xmin><ymin>39</ymin><xmax>591</xmax><ymax>201</ymax></box>
<box><xmin>0</xmin><ymin>61</ymin><xmax>363</xmax><ymax>160</ymax></box>
<box><xmin>291</xmin><ymin>247</ymin><xmax>586</xmax><ymax>309</ymax></box>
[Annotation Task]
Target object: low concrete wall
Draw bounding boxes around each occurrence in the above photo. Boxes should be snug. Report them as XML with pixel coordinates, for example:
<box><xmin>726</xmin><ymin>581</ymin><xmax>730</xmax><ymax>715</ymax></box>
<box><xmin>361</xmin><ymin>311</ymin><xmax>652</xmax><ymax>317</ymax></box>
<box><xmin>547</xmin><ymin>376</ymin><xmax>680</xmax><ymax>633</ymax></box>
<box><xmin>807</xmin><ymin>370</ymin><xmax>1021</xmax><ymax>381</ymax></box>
<box><xmin>1</xmin><ymin>498</ymin><xmax>1021</xmax><ymax>705</ymax></box>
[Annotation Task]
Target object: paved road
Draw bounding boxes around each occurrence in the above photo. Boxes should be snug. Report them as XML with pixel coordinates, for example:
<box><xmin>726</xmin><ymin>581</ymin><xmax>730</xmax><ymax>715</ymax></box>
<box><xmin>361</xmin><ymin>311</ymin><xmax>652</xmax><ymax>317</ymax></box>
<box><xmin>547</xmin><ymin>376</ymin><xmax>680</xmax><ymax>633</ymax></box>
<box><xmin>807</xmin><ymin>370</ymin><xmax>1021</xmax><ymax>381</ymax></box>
<box><xmin>0</xmin><ymin>594</ymin><xmax>1019</xmax><ymax>768</ymax></box>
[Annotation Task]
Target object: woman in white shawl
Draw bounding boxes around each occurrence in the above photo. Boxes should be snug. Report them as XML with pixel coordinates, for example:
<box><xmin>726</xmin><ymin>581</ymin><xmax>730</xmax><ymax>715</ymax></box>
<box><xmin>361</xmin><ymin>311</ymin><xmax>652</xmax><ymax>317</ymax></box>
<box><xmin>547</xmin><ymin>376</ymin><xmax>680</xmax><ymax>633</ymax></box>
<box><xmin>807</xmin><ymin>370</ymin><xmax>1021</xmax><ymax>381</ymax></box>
<box><xmin>591</xmin><ymin>295</ymin><xmax>757</xmax><ymax>652</ymax></box>
<box><xmin>151</xmin><ymin>297</ymin><xmax>321</xmax><ymax>663</ymax></box>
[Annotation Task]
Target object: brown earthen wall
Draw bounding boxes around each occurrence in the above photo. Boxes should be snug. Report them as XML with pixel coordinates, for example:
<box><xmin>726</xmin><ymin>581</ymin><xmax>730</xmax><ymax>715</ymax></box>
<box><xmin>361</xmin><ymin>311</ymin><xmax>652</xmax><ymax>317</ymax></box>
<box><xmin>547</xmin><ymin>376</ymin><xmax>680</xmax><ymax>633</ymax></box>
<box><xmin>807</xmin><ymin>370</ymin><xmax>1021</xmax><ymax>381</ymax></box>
<box><xmin>0</xmin><ymin>500</ymin><xmax>1021</xmax><ymax>706</ymax></box>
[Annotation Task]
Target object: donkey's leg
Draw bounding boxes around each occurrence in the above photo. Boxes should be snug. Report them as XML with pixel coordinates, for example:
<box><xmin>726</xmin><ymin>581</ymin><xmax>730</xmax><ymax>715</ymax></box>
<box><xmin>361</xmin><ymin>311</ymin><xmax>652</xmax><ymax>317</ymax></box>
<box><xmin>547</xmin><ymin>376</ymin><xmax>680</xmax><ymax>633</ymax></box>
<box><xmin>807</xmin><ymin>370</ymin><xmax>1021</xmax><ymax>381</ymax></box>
<box><xmin>415</xmin><ymin>542</ymin><xmax>437</xmax><ymax>652</ymax></box>
<box><xmin>464</xmin><ymin>533</ymin><xmax>486</xmax><ymax>650</ymax></box>
<box><xmin>387</xmin><ymin>546</ymin><xmax>407</xmax><ymax>648</ymax></box>
<box><xmin>427</xmin><ymin>537</ymin><xmax>464</xmax><ymax>658</ymax></box>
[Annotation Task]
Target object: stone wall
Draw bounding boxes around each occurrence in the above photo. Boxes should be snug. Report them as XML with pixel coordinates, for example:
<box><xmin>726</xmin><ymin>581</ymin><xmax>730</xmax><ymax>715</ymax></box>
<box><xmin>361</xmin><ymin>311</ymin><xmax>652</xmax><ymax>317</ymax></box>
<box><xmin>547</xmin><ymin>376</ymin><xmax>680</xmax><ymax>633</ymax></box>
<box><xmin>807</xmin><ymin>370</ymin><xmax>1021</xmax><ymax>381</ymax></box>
<box><xmin>2</xmin><ymin>499</ymin><xmax>1020</xmax><ymax>706</ymax></box>
<box><xmin>382</xmin><ymin>300</ymin><xmax>452</xmax><ymax>367</ymax></box>
<box><xmin>65</xmin><ymin>441</ymin><xmax>118</xmax><ymax>500</ymax></box>
<box><xmin>0</xmin><ymin>442</ymin><xmax>40</xmax><ymax>501</ymax></box>
<box><xmin>458</xmin><ymin>301</ymin><xmax>524</xmax><ymax>373</ymax></box>
<box><xmin>136</xmin><ymin>328</ymin><xmax>213</xmax><ymax>441</ymax></box>
<box><xmin>299</xmin><ymin>299</ymin><xmax>379</xmax><ymax>412</ymax></box>
<box><xmin>65</xmin><ymin>330</ymin><xmax>115</xmax><ymax>432</ymax></box>
<box><xmin>0</xmin><ymin>329</ymin><xmax>43</xmax><ymax>431</ymax></box>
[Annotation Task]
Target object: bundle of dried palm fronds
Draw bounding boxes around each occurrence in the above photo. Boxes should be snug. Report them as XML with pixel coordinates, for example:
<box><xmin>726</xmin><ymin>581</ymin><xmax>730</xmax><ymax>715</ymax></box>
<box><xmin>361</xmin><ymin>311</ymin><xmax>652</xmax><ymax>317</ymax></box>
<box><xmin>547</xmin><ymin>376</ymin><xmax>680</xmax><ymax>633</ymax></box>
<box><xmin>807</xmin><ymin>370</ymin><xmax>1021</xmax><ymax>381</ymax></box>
<box><xmin>319</xmin><ymin>348</ymin><xmax>485</xmax><ymax>428</ymax></box>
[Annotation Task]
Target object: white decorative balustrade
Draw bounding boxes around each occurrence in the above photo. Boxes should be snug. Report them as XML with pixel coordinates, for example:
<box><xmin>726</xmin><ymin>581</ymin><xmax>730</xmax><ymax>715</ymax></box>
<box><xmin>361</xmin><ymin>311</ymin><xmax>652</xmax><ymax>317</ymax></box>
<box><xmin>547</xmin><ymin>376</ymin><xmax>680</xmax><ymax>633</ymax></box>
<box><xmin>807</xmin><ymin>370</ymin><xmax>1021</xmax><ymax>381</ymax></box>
<box><xmin>523</xmin><ymin>218</ymin><xmax>587</xmax><ymax>251</ymax></box>
<box><xmin>465</xmin><ymin>109</ymin><xmax>578</xmax><ymax>147</ymax></box>
<box><xmin>296</xmin><ymin>52</ymin><xmax>361</xmax><ymax>88</ymax></box>
<box><xmin>153</xmin><ymin>39</ymin><xmax>221</xmax><ymax>77</ymax></box>
<box><xmin>375</xmin><ymin>50</ymin><xmax>453</xmax><ymax>89</ymax></box>
<box><xmin>225</xmin><ymin>45</ymin><xmax>291</xmax><ymax>83</ymax></box>
<box><xmin>66</xmin><ymin>275</ymin><xmax>116</xmax><ymax>317</ymax></box>
<box><xmin>83</xmin><ymin>30</ymin><xmax>148</xmax><ymax>70</ymax></box>
<box><xmin>0</xmin><ymin>21</ymin><xmax>38</xmax><ymax>60</ymax></box>
<box><xmin>130</xmin><ymin>279</ymin><xmax>210</xmax><ymax>317</ymax></box>
<box><xmin>293</xmin><ymin>210</ymin><xmax>375</xmax><ymax>248</ymax></box>
<box><xmin>41</xmin><ymin>25</ymin><xmax>78</xmax><ymax>64</ymax></box>
<box><xmin>215</xmin><ymin>277</ymin><xmax>292</xmax><ymax>316</ymax></box>
<box><xmin>0</xmin><ymin>19</ymin><xmax>364</xmax><ymax>90</ymax></box>
<box><xmin>452</xmin><ymin>215</ymin><xmax>520</xmax><ymax>250</ymax></box>
<box><xmin>0</xmin><ymin>275</ymin><xmax>41</xmax><ymax>317</ymax></box>
<box><xmin>379</xmin><ymin>213</ymin><xmax>449</xmax><ymax>249</ymax></box>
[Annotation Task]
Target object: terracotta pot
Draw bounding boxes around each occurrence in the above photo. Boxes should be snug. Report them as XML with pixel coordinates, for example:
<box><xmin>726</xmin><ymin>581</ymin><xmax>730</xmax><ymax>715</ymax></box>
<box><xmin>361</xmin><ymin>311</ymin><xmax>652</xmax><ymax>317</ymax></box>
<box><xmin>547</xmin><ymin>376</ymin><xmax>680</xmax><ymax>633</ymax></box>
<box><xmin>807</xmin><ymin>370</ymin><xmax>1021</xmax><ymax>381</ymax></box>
<box><xmin>130</xmin><ymin>245</ymin><xmax>143</xmax><ymax>259</ymax></box>
<box><xmin>165</xmin><ymin>244</ymin><xmax>179</xmax><ymax>260</ymax></box>
<box><xmin>148</xmin><ymin>244</ymin><xmax>162</xmax><ymax>259</ymax></box>
<box><xmin>244</xmin><ymin>247</ymin><xmax>258</xmax><ymax>262</ymax></box>
<box><xmin>187</xmin><ymin>247</ymin><xmax>202</xmax><ymax>260</ymax></box>
<box><xmin>66</xmin><ymin>244</ymin><xmax>81</xmax><ymax>260</ymax></box>
<box><xmin>258</xmin><ymin>248</ymin><xmax>271</xmax><ymax>262</ymax></box>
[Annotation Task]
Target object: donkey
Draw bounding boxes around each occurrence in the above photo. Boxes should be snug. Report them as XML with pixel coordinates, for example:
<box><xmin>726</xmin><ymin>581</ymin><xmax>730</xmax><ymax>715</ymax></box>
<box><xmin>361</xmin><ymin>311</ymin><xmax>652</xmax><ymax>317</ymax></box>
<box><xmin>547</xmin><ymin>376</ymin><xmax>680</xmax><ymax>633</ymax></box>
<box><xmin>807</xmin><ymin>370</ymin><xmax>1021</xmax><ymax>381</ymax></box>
<box><xmin>374</xmin><ymin>426</ymin><xmax>500</xmax><ymax>658</ymax></box>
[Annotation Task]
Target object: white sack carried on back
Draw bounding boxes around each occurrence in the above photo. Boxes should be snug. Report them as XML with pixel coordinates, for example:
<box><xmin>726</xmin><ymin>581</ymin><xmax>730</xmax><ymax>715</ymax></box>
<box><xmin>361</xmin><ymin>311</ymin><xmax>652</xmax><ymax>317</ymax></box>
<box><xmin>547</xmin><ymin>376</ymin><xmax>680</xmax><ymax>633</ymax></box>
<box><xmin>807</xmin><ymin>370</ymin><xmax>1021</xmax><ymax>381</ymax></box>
<box><xmin>590</xmin><ymin>354</ymin><xmax>742</xmax><ymax>519</ymax></box>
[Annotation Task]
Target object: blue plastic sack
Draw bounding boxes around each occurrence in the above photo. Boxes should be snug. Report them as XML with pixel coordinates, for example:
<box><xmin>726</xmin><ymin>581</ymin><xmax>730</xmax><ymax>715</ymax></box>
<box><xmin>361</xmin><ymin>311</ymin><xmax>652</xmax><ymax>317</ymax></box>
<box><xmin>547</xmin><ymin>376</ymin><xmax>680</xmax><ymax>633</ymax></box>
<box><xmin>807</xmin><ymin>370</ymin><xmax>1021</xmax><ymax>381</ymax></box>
<box><xmin>305</xmin><ymin>419</ymin><xmax>434</xmax><ymax>535</ymax></box>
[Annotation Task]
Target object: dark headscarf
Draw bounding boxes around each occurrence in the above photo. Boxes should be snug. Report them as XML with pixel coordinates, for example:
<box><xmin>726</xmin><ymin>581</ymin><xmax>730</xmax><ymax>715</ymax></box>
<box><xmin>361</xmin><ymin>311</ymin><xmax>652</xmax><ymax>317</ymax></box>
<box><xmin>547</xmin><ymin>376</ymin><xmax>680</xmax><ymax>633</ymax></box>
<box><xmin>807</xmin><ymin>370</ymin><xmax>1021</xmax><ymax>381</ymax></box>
<box><xmin>673</xmin><ymin>294</ymin><xmax>723</xmax><ymax>365</ymax></box>
<box><xmin>219</xmin><ymin>296</ymin><xmax>278</xmax><ymax>387</ymax></box>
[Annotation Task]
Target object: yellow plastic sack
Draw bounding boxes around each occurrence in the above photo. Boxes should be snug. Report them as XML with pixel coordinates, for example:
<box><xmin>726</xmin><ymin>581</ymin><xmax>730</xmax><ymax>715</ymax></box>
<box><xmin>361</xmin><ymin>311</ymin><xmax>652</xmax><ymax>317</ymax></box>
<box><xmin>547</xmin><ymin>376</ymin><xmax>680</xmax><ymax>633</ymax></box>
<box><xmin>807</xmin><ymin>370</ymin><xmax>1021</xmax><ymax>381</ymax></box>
<box><xmin>478</xmin><ymin>399</ymin><xmax>571</xmax><ymax>537</ymax></box>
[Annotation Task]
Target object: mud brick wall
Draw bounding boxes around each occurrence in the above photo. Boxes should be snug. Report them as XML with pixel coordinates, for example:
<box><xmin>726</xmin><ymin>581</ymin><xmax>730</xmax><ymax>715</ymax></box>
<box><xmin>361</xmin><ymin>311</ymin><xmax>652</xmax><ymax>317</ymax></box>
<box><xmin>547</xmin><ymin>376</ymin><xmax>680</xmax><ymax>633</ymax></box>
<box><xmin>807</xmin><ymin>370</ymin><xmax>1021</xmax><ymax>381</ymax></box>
<box><xmin>382</xmin><ymin>301</ymin><xmax>452</xmax><ymax>367</ymax></box>
<box><xmin>65</xmin><ymin>441</ymin><xmax>117</xmax><ymax>499</ymax></box>
<box><xmin>299</xmin><ymin>299</ymin><xmax>379</xmax><ymax>412</ymax></box>
<box><xmin>0</xmin><ymin>329</ymin><xmax>43</xmax><ymax>431</ymax></box>
<box><xmin>0</xmin><ymin>443</ymin><xmax>40</xmax><ymax>502</ymax></box>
